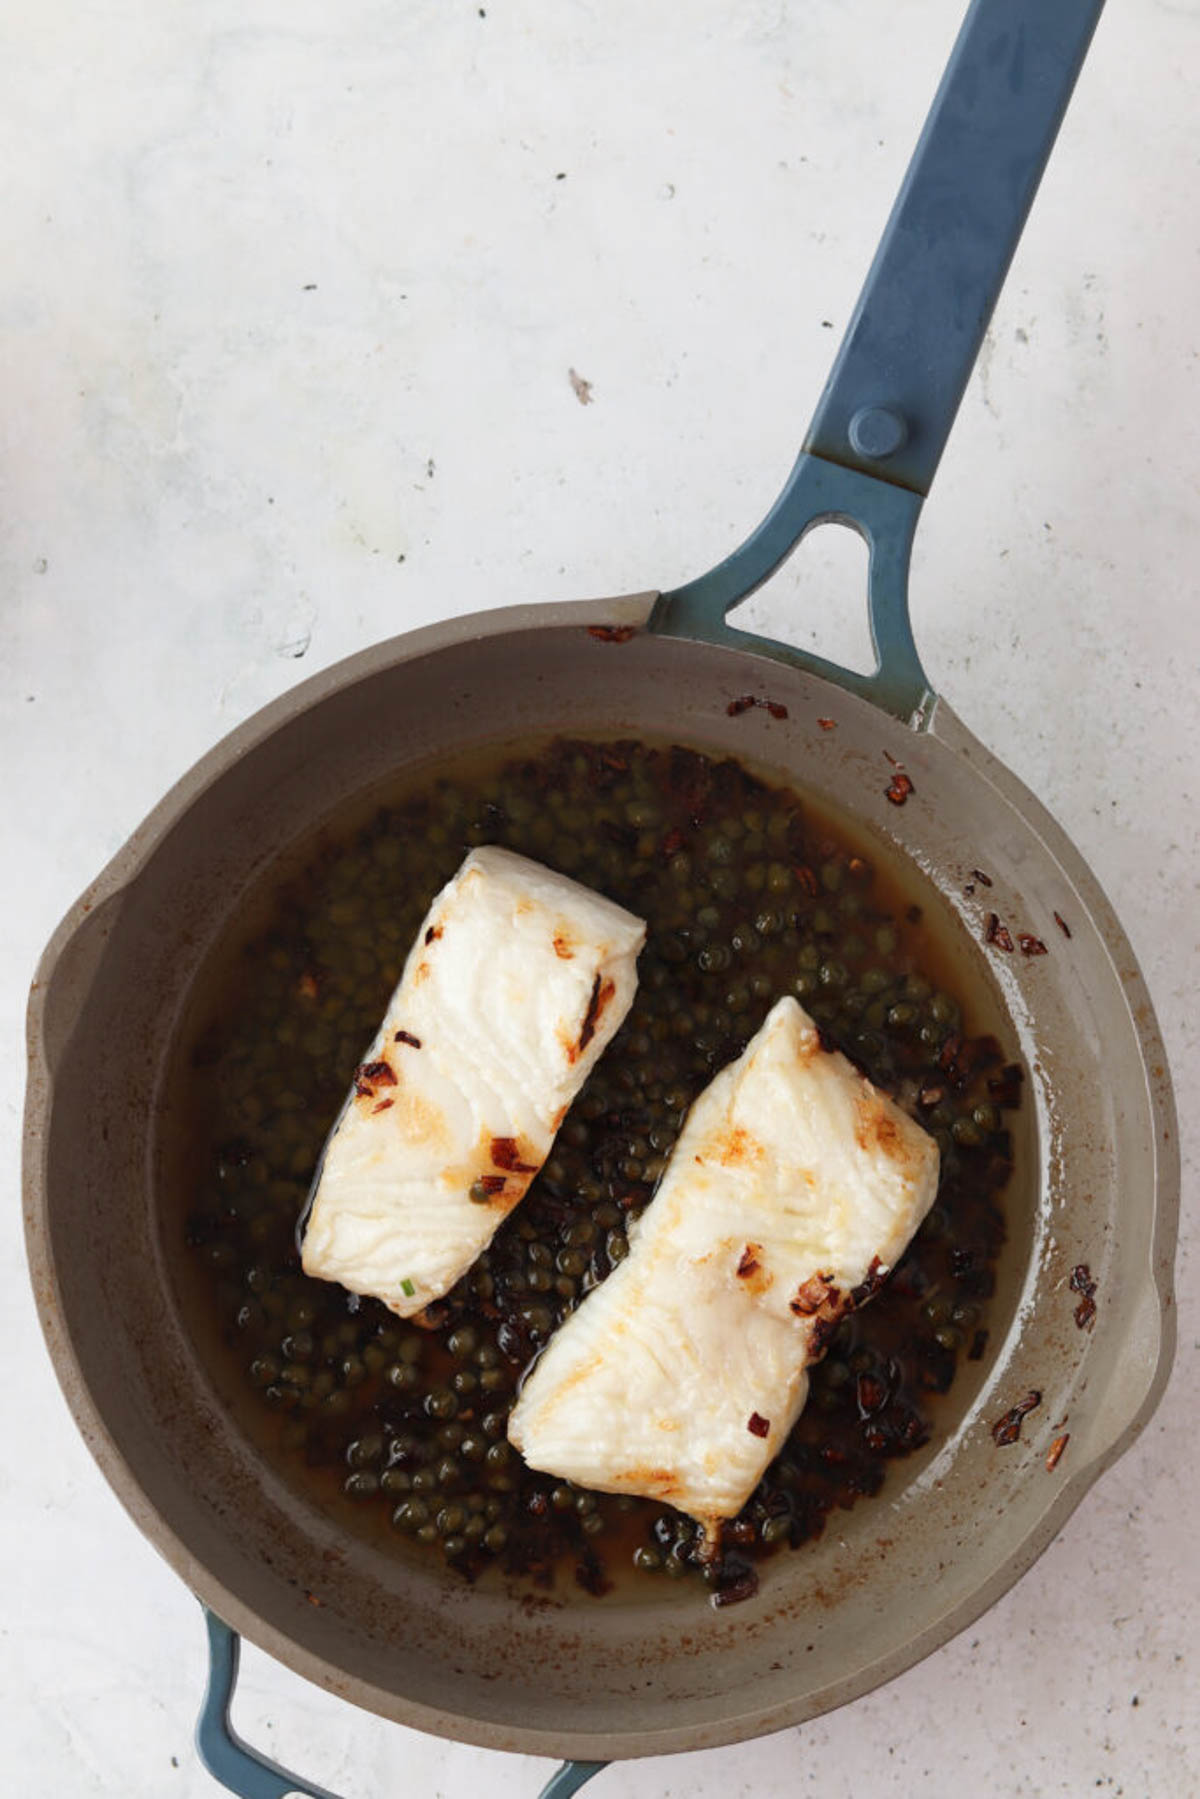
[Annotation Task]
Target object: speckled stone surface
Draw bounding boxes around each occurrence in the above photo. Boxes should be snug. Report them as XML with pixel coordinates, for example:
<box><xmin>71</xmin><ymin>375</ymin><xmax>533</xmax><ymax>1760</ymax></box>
<box><xmin>4</xmin><ymin>2</ymin><xmax>1197</xmax><ymax>1793</ymax></box>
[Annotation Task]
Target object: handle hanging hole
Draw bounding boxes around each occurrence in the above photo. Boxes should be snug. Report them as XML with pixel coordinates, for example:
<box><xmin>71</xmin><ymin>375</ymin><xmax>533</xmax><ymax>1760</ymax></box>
<box><xmin>725</xmin><ymin>521</ymin><xmax>875</xmax><ymax>676</ymax></box>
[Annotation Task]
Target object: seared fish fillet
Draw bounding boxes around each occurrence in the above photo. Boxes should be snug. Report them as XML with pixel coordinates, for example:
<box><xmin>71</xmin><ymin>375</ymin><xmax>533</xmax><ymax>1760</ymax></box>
<box><xmin>508</xmin><ymin>996</ymin><xmax>939</xmax><ymax>1532</ymax></box>
<box><xmin>301</xmin><ymin>846</ymin><xmax>645</xmax><ymax>1319</ymax></box>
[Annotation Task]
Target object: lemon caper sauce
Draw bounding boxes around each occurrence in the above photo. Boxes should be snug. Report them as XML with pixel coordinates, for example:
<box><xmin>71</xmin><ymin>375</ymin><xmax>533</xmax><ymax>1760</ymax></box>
<box><xmin>184</xmin><ymin>738</ymin><xmax>1016</xmax><ymax>1605</ymax></box>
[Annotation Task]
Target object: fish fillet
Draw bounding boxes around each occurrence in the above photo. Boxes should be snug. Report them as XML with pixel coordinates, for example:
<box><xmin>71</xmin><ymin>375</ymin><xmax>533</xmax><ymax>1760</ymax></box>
<box><xmin>508</xmin><ymin>995</ymin><xmax>939</xmax><ymax>1531</ymax></box>
<box><xmin>301</xmin><ymin>846</ymin><xmax>646</xmax><ymax>1319</ymax></box>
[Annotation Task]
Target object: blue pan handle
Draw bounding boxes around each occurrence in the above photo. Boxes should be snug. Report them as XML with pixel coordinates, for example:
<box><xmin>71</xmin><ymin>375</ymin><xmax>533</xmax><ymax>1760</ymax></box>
<box><xmin>650</xmin><ymin>0</ymin><xmax>1106</xmax><ymax>722</ymax></box>
<box><xmin>196</xmin><ymin>1610</ymin><xmax>606</xmax><ymax>1799</ymax></box>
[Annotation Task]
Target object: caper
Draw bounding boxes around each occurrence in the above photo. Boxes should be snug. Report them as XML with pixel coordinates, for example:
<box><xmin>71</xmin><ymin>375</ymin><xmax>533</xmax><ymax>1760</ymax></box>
<box><xmin>346</xmin><ymin>1433</ymin><xmax>383</xmax><ymax>1468</ymax></box>
<box><xmin>344</xmin><ymin>1470</ymin><xmax>379</xmax><ymax>1499</ymax></box>
<box><xmin>698</xmin><ymin>944</ymin><xmax>731</xmax><ymax>974</ymax></box>
<box><xmin>392</xmin><ymin>1499</ymin><xmax>430</xmax><ymax>1532</ymax></box>
<box><xmin>425</xmin><ymin>1388</ymin><xmax>458</xmax><ymax>1420</ymax></box>
<box><xmin>633</xmin><ymin>1547</ymin><xmax>662</xmax><ymax>1572</ymax></box>
<box><xmin>447</xmin><ymin>1327</ymin><xmax>477</xmax><ymax>1359</ymax></box>
<box><xmin>483</xmin><ymin>1524</ymin><xmax>508</xmax><ymax>1553</ymax></box>
<box><xmin>761</xmin><ymin>1514</ymin><xmax>791</xmax><ymax>1545</ymax></box>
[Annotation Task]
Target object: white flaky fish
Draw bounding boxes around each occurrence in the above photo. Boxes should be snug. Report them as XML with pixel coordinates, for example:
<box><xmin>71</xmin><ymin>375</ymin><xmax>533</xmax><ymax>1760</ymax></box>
<box><xmin>301</xmin><ymin>846</ymin><xmax>645</xmax><ymax>1319</ymax></box>
<box><xmin>508</xmin><ymin>995</ymin><xmax>939</xmax><ymax>1534</ymax></box>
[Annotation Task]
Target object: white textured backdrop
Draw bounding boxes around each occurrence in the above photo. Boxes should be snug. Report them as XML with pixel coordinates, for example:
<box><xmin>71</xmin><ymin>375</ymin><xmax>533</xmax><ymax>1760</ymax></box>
<box><xmin>3</xmin><ymin>1</ymin><xmax>1197</xmax><ymax>1793</ymax></box>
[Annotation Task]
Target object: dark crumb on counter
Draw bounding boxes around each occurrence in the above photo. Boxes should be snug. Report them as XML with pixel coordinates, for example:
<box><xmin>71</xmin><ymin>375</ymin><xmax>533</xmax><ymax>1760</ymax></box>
<box><xmin>985</xmin><ymin>913</ymin><xmax>1015</xmax><ymax>953</ymax></box>
<box><xmin>1070</xmin><ymin>1263</ymin><xmax>1098</xmax><ymax>1330</ymax></box>
<box><xmin>817</xmin><ymin>717</ymin><xmax>836</xmax><ymax>731</ymax></box>
<box><xmin>569</xmin><ymin>368</ymin><xmax>594</xmax><ymax>405</ymax></box>
<box><xmin>1045</xmin><ymin>1433</ymin><xmax>1070</xmax><ymax>1472</ymax></box>
<box><xmin>1018</xmin><ymin>934</ymin><xmax>1048</xmax><ymax>957</ymax></box>
<box><xmin>885</xmin><ymin>772</ymin><xmax>914</xmax><ymax>806</ymax></box>
<box><xmin>747</xmin><ymin>1411</ymin><xmax>771</xmax><ymax>1438</ymax></box>
<box><xmin>971</xmin><ymin>869</ymin><xmax>993</xmax><ymax>887</ymax></box>
<box><xmin>1054</xmin><ymin>910</ymin><xmax>1072</xmax><ymax>939</ymax></box>
<box><xmin>586</xmin><ymin>624</ymin><xmax>636</xmax><ymax>644</ymax></box>
<box><xmin>992</xmin><ymin>1389</ymin><xmax>1042</xmax><ymax>1446</ymax></box>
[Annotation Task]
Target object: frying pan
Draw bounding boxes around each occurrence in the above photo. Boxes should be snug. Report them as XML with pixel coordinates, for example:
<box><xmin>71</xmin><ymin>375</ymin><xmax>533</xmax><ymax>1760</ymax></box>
<box><xmin>23</xmin><ymin>1</ymin><xmax>1178</xmax><ymax>1795</ymax></box>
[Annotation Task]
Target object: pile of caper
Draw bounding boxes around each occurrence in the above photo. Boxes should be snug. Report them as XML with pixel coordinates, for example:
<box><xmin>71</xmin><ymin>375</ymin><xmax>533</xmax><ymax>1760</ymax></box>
<box><xmin>187</xmin><ymin>738</ymin><xmax>1014</xmax><ymax>1599</ymax></box>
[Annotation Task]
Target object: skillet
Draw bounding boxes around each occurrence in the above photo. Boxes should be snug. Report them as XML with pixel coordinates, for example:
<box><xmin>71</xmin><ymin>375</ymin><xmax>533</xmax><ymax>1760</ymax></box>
<box><xmin>23</xmin><ymin>0</ymin><xmax>1178</xmax><ymax>1793</ymax></box>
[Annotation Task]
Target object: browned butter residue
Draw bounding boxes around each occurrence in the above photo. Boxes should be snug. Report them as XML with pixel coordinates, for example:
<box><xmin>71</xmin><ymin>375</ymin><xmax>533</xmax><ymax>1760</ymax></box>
<box><xmin>570</xmin><ymin>973</ymin><xmax>615</xmax><ymax>1062</ymax></box>
<box><xmin>711</xmin><ymin>1124</ymin><xmax>765</xmax><ymax>1169</ymax></box>
<box><xmin>735</xmin><ymin>1240</ymin><xmax>773</xmax><ymax>1297</ymax></box>
<box><xmin>490</xmin><ymin>1136</ymin><xmax>539</xmax><ymax>1174</ymax></box>
<box><xmin>854</xmin><ymin>1090</ymin><xmax>922</xmax><ymax>1174</ymax></box>
<box><xmin>552</xmin><ymin>933</ymin><xmax>575</xmax><ymax>959</ymax></box>
<box><xmin>615</xmin><ymin>1467</ymin><xmax>681</xmax><ymax>1501</ymax></box>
